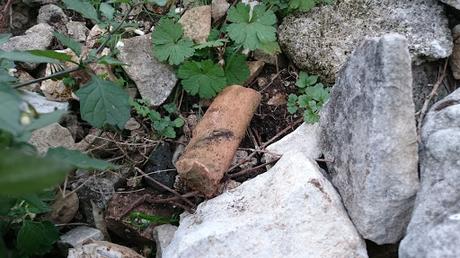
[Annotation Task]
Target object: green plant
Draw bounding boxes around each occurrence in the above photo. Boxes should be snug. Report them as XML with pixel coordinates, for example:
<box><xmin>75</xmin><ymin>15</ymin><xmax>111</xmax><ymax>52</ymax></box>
<box><xmin>131</xmin><ymin>100</ymin><xmax>184</xmax><ymax>138</ymax></box>
<box><xmin>226</xmin><ymin>3</ymin><xmax>277</xmax><ymax>51</ymax></box>
<box><xmin>151</xmin><ymin>18</ymin><xmax>195</xmax><ymax>65</ymax></box>
<box><xmin>287</xmin><ymin>72</ymin><xmax>330</xmax><ymax>123</ymax></box>
<box><xmin>128</xmin><ymin>211</ymin><xmax>179</xmax><ymax>230</ymax></box>
<box><xmin>178</xmin><ymin>60</ymin><xmax>227</xmax><ymax>99</ymax></box>
<box><xmin>264</xmin><ymin>0</ymin><xmax>334</xmax><ymax>16</ymax></box>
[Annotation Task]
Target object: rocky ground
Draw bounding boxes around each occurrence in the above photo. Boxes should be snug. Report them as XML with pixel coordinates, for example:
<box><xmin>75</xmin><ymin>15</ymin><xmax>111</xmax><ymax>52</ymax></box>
<box><xmin>1</xmin><ymin>0</ymin><xmax>460</xmax><ymax>257</ymax></box>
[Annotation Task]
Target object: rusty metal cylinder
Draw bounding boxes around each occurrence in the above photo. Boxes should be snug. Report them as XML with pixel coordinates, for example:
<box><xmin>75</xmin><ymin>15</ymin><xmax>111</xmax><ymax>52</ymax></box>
<box><xmin>175</xmin><ymin>85</ymin><xmax>261</xmax><ymax>197</ymax></box>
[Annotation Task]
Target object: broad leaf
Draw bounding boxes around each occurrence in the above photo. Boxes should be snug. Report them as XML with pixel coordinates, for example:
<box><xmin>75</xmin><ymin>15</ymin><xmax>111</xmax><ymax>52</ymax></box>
<box><xmin>17</xmin><ymin>220</ymin><xmax>59</xmax><ymax>256</ymax></box>
<box><xmin>226</xmin><ymin>3</ymin><xmax>277</xmax><ymax>50</ymax></box>
<box><xmin>0</xmin><ymin>33</ymin><xmax>11</xmax><ymax>45</ymax></box>
<box><xmin>178</xmin><ymin>60</ymin><xmax>227</xmax><ymax>99</ymax></box>
<box><xmin>29</xmin><ymin>50</ymin><xmax>74</xmax><ymax>63</ymax></box>
<box><xmin>0</xmin><ymin>69</ymin><xmax>17</xmax><ymax>83</ymax></box>
<box><xmin>100</xmin><ymin>2</ymin><xmax>115</xmax><ymax>20</ymax></box>
<box><xmin>76</xmin><ymin>75</ymin><xmax>130</xmax><ymax>129</ymax></box>
<box><xmin>97</xmin><ymin>56</ymin><xmax>125</xmax><ymax>65</ymax></box>
<box><xmin>0</xmin><ymin>149</ymin><xmax>71</xmax><ymax>195</ymax></box>
<box><xmin>62</xmin><ymin>0</ymin><xmax>100</xmax><ymax>22</ymax></box>
<box><xmin>224</xmin><ymin>54</ymin><xmax>249</xmax><ymax>85</ymax></box>
<box><xmin>0</xmin><ymin>50</ymin><xmax>61</xmax><ymax>64</ymax></box>
<box><xmin>0</xmin><ymin>85</ymin><xmax>22</xmax><ymax>135</ymax></box>
<box><xmin>152</xmin><ymin>18</ymin><xmax>195</xmax><ymax>65</ymax></box>
<box><xmin>22</xmin><ymin>194</ymin><xmax>51</xmax><ymax>214</ymax></box>
<box><xmin>47</xmin><ymin>147</ymin><xmax>114</xmax><ymax>170</ymax></box>
<box><xmin>289</xmin><ymin>0</ymin><xmax>316</xmax><ymax>11</ymax></box>
<box><xmin>53</xmin><ymin>31</ymin><xmax>82</xmax><ymax>56</ymax></box>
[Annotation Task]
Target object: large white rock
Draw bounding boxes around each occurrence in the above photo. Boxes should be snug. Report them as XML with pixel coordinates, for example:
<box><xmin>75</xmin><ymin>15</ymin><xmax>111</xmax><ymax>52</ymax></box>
<box><xmin>264</xmin><ymin>122</ymin><xmax>321</xmax><ymax>162</ymax></box>
<box><xmin>163</xmin><ymin>153</ymin><xmax>367</xmax><ymax>258</ymax></box>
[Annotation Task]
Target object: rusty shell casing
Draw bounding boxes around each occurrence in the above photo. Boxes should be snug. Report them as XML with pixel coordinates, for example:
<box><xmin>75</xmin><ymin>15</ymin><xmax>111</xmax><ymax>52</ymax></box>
<box><xmin>175</xmin><ymin>85</ymin><xmax>261</xmax><ymax>197</ymax></box>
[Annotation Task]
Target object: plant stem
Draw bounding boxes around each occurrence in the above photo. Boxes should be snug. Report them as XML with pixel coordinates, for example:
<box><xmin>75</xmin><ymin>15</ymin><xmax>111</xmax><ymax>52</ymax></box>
<box><xmin>95</xmin><ymin>4</ymin><xmax>136</xmax><ymax>54</ymax></box>
<box><xmin>12</xmin><ymin>3</ymin><xmax>139</xmax><ymax>89</ymax></box>
<box><xmin>13</xmin><ymin>66</ymin><xmax>81</xmax><ymax>89</ymax></box>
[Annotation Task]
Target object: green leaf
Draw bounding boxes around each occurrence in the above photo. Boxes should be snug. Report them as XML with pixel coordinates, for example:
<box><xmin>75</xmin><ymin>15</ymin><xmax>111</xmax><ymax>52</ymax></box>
<box><xmin>303</xmin><ymin>109</ymin><xmax>319</xmax><ymax>123</ymax></box>
<box><xmin>76</xmin><ymin>75</ymin><xmax>131</xmax><ymax>129</ymax></box>
<box><xmin>0</xmin><ymin>85</ymin><xmax>22</xmax><ymax>135</ymax></box>
<box><xmin>224</xmin><ymin>54</ymin><xmax>249</xmax><ymax>85</ymax></box>
<box><xmin>305</xmin><ymin>84</ymin><xmax>329</xmax><ymax>102</ymax></box>
<box><xmin>259</xmin><ymin>40</ymin><xmax>281</xmax><ymax>55</ymax></box>
<box><xmin>47</xmin><ymin>147</ymin><xmax>114</xmax><ymax>170</ymax></box>
<box><xmin>24</xmin><ymin>110</ymin><xmax>67</xmax><ymax>133</ymax></box>
<box><xmin>0</xmin><ymin>50</ymin><xmax>61</xmax><ymax>64</ymax></box>
<box><xmin>62</xmin><ymin>0</ymin><xmax>100</xmax><ymax>22</ymax></box>
<box><xmin>97</xmin><ymin>56</ymin><xmax>125</xmax><ymax>65</ymax></box>
<box><xmin>163</xmin><ymin>103</ymin><xmax>177</xmax><ymax>113</ymax></box>
<box><xmin>194</xmin><ymin>39</ymin><xmax>227</xmax><ymax>50</ymax></box>
<box><xmin>0</xmin><ymin>69</ymin><xmax>17</xmax><ymax>83</ymax></box>
<box><xmin>22</xmin><ymin>194</ymin><xmax>51</xmax><ymax>214</ymax></box>
<box><xmin>289</xmin><ymin>0</ymin><xmax>317</xmax><ymax>12</ymax></box>
<box><xmin>173</xmin><ymin>117</ymin><xmax>184</xmax><ymax>127</ymax></box>
<box><xmin>17</xmin><ymin>220</ymin><xmax>59</xmax><ymax>256</ymax></box>
<box><xmin>152</xmin><ymin>18</ymin><xmax>195</xmax><ymax>65</ymax></box>
<box><xmin>0</xmin><ymin>149</ymin><xmax>71</xmax><ymax>195</ymax></box>
<box><xmin>226</xmin><ymin>3</ymin><xmax>277</xmax><ymax>50</ymax></box>
<box><xmin>0</xmin><ymin>33</ymin><xmax>11</xmax><ymax>45</ymax></box>
<box><xmin>178</xmin><ymin>60</ymin><xmax>227</xmax><ymax>99</ymax></box>
<box><xmin>100</xmin><ymin>2</ymin><xmax>115</xmax><ymax>20</ymax></box>
<box><xmin>53</xmin><ymin>32</ymin><xmax>82</xmax><ymax>56</ymax></box>
<box><xmin>29</xmin><ymin>50</ymin><xmax>73</xmax><ymax>63</ymax></box>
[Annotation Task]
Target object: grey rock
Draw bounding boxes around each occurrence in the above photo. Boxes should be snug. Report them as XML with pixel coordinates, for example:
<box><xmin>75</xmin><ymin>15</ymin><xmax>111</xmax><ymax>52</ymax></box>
<box><xmin>37</xmin><ymin>4</ymin><xmax>68</xmax><ymax>25</ymax></box>
<box><xmin>399</xmin><ymin>88</ymin><xmax>460</xmax><ymax>258</ymax></box>
<box><xmin>28</xmin><ymin>123</ymin><xmax>77</xmax><ymax>154</ymax></box>
<box><xmin>66</xmin><ymin>21</ymin><xmax>89</xmax><ymax>42</ymax></box>
<box><xmin>440</xmin><ymin>0</ymin><xmax>460</xmax><ymax>9</ymax></box>
<box><xmin>278</xmin><ymin>0</ymin><xmax>453</xmax><ymax>83</ymax></box>
<box><xmin>164</xmin><ymin>153</ymin><xmax>368</xmax><ymax>258</ymax></box>
<box><xmin>21</xmin><ymin>91</ymin><xmax>69</xmax><ymax>114</ymax></box>
<box><xmin>264</xmin><ymin>122</ymin><xmax>321</xmax><ymax>163</ymax></box>
<box><xmin>152</xmin><ymin>224</ymin><xmax>177</xmax><ymax>258</ymax></box>
<box><xmin>72</xmin><ymin>176</ymin><xmax>115</xmax><ymax>225</ymax></box>
<box><xmin>320</xmin><ymin>34</ymin><xmax>419</xmax><ymax>244</ymax></box>
<box><xmin>68</xmin><ymin>241</ymin><xmax>143</xmax><ymax>258</ymax></box>
<box><xmin>0</xmin><ymin>23</ymin><xmax>54</xmax><ymax>70</ymax></box>
<box><xmin>211</xmin><ymin>0</ymin><xmax>229</xmax><ymax>20</ymax></box>
<box><xmin>0</xmin><ymin>23</ymin><xmax>53</xmax><ymax>51</ymax></box>
<box><xmin>117</xmin><ymin>34</ymin><xmax>177</xmax><ymax>106</ymax></box>
<box><xmin>58</xmin><ymin>226</ymin><xmax>104</xmax><ymax>250</ymax></box>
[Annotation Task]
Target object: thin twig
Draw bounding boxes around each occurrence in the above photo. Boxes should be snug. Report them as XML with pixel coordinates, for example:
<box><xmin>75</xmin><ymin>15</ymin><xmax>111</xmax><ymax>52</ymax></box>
<box><xmin>229</xmin><ymin>159</ymin><xmax>279</xmax><ymax>179</ymax></box>
<box><xmin>227</xmin><ymin>118</ymin><xmax>303</xmax><ymax>172</ymax></box>
<box><xmin>417</xmin><ymin>60</ymin><xmax>448</xmax><ymax>139</ymax></box>
<box><xmin>134</xmin><ymin>167</ymin><xmax>196</xmax><ymax>209</ymax></box>
<box><xmin>14</xmin><ymin>66</ymin><xmax>81</xmax><ymax>89</ymax></box>
<box><xmin>13</xmin><ymin>3</ymin><xmax>139</xmax><ymax>89</ymax></box>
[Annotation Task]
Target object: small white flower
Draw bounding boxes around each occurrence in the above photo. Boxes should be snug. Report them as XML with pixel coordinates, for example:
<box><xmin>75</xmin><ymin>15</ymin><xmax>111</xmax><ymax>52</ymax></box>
<box><xmin>175</xmin><ymin>7</ymin><xmax>184</xmax><ymax>13</ymax></box>
<box><xmin>8</xmin><ymin>68</ymin><xmax>17</xmax><ymax>76</ymax></box>
<box><xmin>20</xmin><ymin>113</ymin><xmax>31</xmax><ymax>126</ymax></box>
<box><xmin>115</xmin><ymin>41</ymin><xmax>125</xmax><ymax>49</ymax></box>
